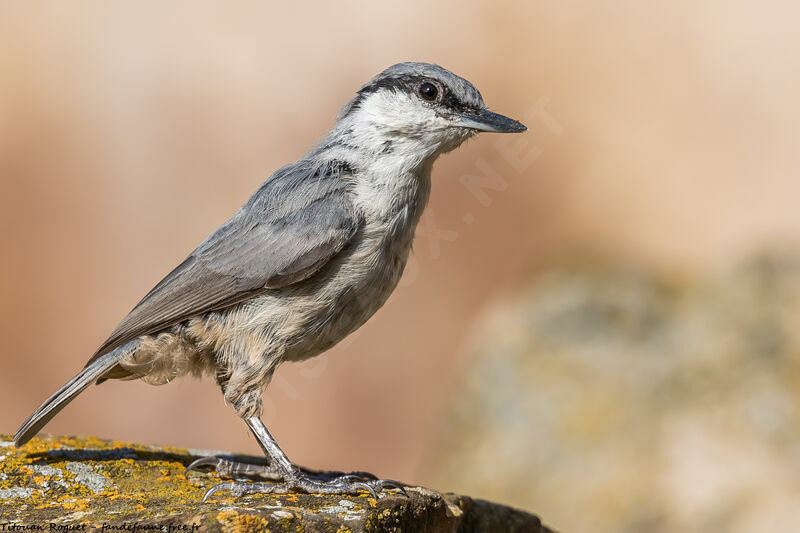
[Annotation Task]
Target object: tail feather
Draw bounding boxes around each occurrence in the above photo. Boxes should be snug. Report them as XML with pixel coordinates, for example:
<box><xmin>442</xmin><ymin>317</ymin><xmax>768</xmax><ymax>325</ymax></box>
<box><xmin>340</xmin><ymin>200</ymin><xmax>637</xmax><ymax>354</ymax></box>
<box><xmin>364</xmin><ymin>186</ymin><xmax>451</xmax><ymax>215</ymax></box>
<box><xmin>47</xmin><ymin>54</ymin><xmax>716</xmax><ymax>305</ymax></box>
<box><xmin>14</xmin><ymin>341</ymin><xmax>137</xmax><ymax>447</ymax></box>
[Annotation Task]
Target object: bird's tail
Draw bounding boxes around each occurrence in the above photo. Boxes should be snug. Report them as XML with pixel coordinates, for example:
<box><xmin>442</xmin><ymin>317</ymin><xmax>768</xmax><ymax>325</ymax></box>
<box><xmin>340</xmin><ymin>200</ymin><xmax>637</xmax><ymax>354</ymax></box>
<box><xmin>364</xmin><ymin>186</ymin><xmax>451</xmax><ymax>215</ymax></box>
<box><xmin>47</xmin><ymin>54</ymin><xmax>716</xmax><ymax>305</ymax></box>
<box><xmin>14</xmin><ymin>341</ymin><xmax>137</xmax><ymax>447</ymax></box>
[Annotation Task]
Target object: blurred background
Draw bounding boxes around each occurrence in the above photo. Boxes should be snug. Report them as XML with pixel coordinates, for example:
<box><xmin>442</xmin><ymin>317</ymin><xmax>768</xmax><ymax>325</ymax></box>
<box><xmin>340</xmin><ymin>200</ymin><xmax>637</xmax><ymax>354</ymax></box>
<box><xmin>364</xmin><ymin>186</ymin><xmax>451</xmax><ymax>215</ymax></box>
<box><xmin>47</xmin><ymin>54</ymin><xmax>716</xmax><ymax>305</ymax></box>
<box><xmin>2</xmin><ymin>2</ymin><xmax>800</xmax><ymax>531</ymax></box>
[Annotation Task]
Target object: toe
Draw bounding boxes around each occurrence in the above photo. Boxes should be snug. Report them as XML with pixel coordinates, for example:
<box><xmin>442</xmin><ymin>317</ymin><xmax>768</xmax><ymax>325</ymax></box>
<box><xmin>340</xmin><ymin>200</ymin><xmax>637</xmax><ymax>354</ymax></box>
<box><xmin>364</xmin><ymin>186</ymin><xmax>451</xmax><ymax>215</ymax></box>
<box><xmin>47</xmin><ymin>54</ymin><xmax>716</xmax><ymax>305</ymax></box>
<box><xmin>202</xmin><ymin>481</ymin><xmax>282</xmax><ymax>502</ymax></box>
<box><xmin>198</xmin><ymin>473</ymin><xmax>408</xmax><ymax>501</ymax></box>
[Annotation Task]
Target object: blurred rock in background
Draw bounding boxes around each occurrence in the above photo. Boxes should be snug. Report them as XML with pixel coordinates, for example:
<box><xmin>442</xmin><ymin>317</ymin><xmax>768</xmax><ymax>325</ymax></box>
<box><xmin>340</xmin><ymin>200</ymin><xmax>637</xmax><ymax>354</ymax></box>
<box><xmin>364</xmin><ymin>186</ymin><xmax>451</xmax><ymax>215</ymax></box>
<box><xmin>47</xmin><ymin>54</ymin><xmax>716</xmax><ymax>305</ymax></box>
<box><xmin>434</xmin><ymin>252</ymin><xmax>800</xmax><ymax>533</ymax></box>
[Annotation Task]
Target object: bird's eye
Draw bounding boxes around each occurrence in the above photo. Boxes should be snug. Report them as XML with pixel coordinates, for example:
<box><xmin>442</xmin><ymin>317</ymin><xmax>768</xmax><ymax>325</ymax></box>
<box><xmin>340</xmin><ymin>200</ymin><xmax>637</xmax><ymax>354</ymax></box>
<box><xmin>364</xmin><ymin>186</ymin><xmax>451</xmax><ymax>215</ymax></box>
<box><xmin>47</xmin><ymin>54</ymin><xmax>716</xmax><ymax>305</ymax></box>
<box><xmin>418</xmin><ymin>82</ymin><xmax>439</xmax><ymax>101</ymax></box>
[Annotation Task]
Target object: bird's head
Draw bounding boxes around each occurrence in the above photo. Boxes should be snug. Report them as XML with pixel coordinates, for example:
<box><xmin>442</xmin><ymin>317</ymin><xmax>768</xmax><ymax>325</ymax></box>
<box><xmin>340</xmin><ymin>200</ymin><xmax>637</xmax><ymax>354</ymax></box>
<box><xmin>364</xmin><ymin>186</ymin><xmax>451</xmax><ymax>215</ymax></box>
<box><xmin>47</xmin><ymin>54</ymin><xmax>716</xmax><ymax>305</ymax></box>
<box><xmin>335</xmin><ymin>62</ymin><xmax>526</xmax><ymax>160</ymax></box>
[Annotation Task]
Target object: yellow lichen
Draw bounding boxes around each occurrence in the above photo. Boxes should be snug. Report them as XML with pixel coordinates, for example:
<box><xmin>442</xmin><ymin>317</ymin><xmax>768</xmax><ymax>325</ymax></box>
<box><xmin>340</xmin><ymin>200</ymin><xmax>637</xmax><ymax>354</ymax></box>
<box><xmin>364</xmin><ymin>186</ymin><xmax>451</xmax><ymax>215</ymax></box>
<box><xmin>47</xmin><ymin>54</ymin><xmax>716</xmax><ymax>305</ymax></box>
<box><xmin>216</xmin><ymin>510</ymin><xmax>273</xmax><ymax>533</ymax></box>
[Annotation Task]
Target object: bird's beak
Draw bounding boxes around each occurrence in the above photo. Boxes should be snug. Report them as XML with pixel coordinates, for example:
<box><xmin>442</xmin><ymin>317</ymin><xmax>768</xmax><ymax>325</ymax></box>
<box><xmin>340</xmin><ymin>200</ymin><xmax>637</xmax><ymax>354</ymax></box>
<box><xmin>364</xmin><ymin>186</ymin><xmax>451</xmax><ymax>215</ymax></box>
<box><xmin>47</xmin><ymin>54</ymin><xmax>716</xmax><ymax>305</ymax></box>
<box><xmin>457</xmin><ymin>110</ymin><xmax>527</xmax><ymax>133</ymax></box>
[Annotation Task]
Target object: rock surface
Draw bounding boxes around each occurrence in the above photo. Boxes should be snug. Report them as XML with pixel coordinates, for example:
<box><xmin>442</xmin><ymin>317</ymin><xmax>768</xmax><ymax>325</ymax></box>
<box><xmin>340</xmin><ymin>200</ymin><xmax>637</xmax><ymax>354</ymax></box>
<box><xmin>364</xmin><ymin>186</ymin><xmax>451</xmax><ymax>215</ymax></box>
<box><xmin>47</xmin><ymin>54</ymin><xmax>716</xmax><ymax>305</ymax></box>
<box><xmin>0</xmin><ymin>435</ymin><xmax>552</xmax><ymax>532</ymax></box>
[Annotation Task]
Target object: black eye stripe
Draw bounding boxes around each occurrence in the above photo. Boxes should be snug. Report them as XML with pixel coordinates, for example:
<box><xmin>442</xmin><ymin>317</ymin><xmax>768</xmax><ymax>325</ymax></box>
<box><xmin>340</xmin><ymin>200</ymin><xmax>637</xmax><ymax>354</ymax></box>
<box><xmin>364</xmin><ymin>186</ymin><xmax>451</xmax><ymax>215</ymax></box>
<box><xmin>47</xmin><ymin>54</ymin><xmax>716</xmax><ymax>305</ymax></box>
<box><xmin>441</xmin><ymin>91</ymin><xmax>480</xmax><ymax>114</ymax></box>
<box><xmin>346</xmin><ymin>74</ymin><xmax>481</xmax><ymax>118</ymax></box>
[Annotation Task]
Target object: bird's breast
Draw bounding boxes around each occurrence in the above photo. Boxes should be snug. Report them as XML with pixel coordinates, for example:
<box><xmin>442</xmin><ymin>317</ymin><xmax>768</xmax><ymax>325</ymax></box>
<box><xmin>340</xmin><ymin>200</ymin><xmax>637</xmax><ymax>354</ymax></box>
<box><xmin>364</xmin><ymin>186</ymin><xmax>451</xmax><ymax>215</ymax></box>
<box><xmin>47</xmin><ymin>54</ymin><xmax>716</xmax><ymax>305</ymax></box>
<box><xmin>272</xmin><ymin>172</ymin><xmax>430</xmax><ymax>362</ymax></box>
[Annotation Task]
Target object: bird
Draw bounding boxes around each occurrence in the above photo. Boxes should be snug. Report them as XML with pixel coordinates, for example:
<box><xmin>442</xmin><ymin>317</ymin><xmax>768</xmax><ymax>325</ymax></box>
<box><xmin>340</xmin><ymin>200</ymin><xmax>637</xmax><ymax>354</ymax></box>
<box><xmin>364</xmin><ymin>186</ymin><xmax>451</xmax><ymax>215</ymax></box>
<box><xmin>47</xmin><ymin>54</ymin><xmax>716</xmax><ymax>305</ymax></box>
<box><xmin>14</xmin><ymin>62</ymin><xmax>526</xmax><ymax>500</ymax></box>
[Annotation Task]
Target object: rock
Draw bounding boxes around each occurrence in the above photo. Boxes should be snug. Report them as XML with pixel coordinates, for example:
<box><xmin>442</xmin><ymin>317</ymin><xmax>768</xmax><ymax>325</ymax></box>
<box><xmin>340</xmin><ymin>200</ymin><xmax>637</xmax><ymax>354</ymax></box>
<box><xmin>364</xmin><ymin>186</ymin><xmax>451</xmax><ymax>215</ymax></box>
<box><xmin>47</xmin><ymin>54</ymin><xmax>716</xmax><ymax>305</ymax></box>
<box><xmin>0</xmin><ymin>435</ymin><xmax>553</xmax><ymax>532</ymax></box>
<box><xmin>433</xmin><ymin>253</ymin><xmax>800</xmax><ymax>533</ymax></box>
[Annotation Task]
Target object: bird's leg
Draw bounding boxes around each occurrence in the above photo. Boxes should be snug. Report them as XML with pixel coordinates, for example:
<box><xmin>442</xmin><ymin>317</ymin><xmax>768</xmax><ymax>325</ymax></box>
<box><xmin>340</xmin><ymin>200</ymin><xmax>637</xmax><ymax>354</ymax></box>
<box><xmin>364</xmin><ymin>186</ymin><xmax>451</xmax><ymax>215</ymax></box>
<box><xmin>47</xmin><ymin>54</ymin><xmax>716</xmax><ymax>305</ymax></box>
<box><xmin>200</xmin><ymin>417</ymin><xmax>405</xmax><ymax>502</ymax></box>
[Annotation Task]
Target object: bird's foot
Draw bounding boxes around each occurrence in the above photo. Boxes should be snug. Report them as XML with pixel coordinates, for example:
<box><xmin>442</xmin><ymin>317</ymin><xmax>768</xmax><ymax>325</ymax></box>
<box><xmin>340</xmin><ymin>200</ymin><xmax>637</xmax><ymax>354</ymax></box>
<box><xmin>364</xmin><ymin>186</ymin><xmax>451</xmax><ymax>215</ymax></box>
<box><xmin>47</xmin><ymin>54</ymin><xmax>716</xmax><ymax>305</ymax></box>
<box><xmin>201</xmin><ymin>469</ymin><xmax>406</xmax><ymax>502</ymax></box>
<box><xmin>186</xmin><ymin>455</ymin><xmax>283</xmax><ymax>481</ymax></box>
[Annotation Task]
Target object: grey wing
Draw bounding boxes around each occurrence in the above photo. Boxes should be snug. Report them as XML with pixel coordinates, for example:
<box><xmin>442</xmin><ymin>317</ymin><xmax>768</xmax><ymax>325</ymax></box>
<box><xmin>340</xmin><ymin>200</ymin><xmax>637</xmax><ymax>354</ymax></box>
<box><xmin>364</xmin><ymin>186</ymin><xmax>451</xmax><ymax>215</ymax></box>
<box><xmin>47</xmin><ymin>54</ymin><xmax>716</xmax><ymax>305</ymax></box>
<box><xmin>86</xmin><ymin>160</ymin><xmax>359</xmax><ymax>365</ymax></box>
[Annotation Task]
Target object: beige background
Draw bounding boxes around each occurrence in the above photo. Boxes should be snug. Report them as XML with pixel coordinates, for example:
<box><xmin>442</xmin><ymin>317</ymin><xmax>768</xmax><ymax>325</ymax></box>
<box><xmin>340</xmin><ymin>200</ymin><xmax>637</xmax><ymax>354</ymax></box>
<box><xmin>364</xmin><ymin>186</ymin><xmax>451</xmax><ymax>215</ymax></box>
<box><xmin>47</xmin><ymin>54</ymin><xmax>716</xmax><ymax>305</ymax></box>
<box><xmin>1</xmin><ymin>0</ymin><xmax>799</xmax><ymax>521</ymax></box>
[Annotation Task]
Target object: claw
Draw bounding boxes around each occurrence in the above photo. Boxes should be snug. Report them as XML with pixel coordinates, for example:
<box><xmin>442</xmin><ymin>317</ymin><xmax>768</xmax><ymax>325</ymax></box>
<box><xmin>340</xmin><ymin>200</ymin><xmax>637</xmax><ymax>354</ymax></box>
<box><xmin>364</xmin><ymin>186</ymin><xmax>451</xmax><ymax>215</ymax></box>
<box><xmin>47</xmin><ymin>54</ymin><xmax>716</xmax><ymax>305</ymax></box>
<box><xmin>378</xmin><ymin>479</ymin><xmax>408</xmax><ymax>497</ymax></box>
<box><xmin>353</xmin><ymin>481</ymin><xmax>378</xmax><ymax>499</ymax></box>
<box><xmin>186</xmin><ymin>456</ymin><xmax>221</xmax><ymax>473</ymax></box>
<box><xmin>202</xmin><ymin>482</ymin><xmax>236</xmax><ymax>503</ymax></box>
